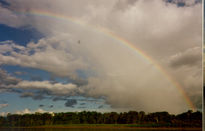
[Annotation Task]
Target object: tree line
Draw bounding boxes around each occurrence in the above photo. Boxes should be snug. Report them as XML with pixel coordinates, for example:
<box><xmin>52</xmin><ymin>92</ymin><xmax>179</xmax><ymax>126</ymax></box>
<box><xmin>0</xmin><ymin>110</ymin><xmax>201</xmax><ymax>127</ymax></box>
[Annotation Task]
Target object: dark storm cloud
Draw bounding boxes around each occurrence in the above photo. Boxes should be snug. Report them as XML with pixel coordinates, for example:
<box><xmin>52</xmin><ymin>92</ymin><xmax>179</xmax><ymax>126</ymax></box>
<box><xmin>170</xmin><ymin>54</ymin><xmax>201</xmax><ymax>68</ymax></box>
<box><xmin>64</xmin><ymin>99</ymin><xmax>77</xmax><ymax>107</ymax></box>
<box><xmin>32</xmin><ymin>94</ymin><xmax>46</xmax><ymax>100</ymax></box>
<box><xmin>52</xmin><ymin>97</ymin><xmax>100</xmax><ymax>104</ymax></box>
<box><xmin>164</xmin><ymin>0</ymin><xmax>201</xmax><ymax>6</ymax></box>
<box><xmin>39</xmin><ymin>104</ymin><xmax>44</xmax><ymax>107</ymax></box>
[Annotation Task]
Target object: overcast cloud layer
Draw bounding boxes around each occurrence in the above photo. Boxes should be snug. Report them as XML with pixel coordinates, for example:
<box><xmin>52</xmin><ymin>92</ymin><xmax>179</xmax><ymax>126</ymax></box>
<box><xmin>0</xmin><ymin>0</ymin><xmax>202</xmax><ymax>113</ymax></box>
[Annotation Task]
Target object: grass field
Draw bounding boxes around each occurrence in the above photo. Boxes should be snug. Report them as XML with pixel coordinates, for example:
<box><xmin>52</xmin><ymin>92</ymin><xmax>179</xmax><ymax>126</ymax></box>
<box><xmin>2</xmin><ymin>124</ymin><xmax>201</xmax><ymax>130</ymax></box>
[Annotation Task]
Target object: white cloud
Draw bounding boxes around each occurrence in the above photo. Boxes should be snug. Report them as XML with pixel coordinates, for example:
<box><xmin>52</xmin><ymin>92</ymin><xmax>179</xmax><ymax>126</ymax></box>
<box><xmin>0</xmin><ymin>104</ymin><xmax>8</xmax><ymax>109</ymax></box>
<box><xmin>0</xmin><ymin>37</ymin><xmax>88</xmax><ymax>78</ymax></box>
<box><xmin>15</xmin><ymin>108</ymin><xmax>53</xmax><ymax>115</ymax></box>
<box><xmin>3</xmin><ymin>80</ymin><xmax>78</xmax><ymax>96</ymax></box>
<box><xmin>15</xmin><ymin>81</ymin><xmax>77</xmax><ymax>95</ymax></box>
<box><xmin>0</xmin><ymin>108</ymin><xmax>52</xmax><ymax>116</ymax></box>
<box><xmin>0</xmin><ymin>112</ymin><xmax>9</xmax><ymax>116</ymax></box>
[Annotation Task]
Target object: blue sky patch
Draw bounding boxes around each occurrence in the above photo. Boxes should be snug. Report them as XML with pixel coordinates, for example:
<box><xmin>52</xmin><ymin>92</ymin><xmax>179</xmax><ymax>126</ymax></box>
<box><xmin>0</xmin><ymin>24</ymin><xmax>43</xmax><ymax>46</ymax></box>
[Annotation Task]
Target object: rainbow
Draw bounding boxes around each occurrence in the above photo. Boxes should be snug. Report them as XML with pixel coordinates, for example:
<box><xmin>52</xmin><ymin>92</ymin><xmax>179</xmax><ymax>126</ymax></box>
<box><xmin>17</xmin><ymin>9</ymin><xmax>196</xmax><ymax>111</ymax></box>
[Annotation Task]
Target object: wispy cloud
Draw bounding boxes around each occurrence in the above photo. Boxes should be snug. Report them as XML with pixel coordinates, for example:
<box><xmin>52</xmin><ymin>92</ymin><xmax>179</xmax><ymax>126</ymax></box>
<box><xmin>0</xmin><ymin>104</ymin><xmax>8</xmax><ymax>109</ymax></box>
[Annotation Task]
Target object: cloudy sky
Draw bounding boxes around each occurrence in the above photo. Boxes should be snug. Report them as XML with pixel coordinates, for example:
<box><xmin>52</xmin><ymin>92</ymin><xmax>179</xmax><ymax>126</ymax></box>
<box><xmin>0</xmin><ymin>0</ymin><xmax>202</xmax><ymax>115</ymax></box>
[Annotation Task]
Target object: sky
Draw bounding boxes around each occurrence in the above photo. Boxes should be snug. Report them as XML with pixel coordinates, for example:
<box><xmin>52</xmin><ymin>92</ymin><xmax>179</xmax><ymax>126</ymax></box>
<box><xmin>0</xmin><ymin>0</ymin><xmax>202</xmax><ymax>115</ymax></box>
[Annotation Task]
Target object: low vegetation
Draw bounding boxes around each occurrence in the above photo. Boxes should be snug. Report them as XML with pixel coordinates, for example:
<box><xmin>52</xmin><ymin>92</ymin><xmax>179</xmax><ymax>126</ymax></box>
<box><xmin>0</xmin><ymin>110</ymin><xmax>201</xmax><ymax>127</ymax></box>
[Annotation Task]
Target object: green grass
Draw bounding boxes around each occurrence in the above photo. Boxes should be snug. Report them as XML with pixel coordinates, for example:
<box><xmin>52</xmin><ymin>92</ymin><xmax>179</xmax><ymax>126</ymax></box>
<box><xmin>37</xmin><ymin>123</ymin><xmax>170</xmax><ymax>128</ymax></box>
